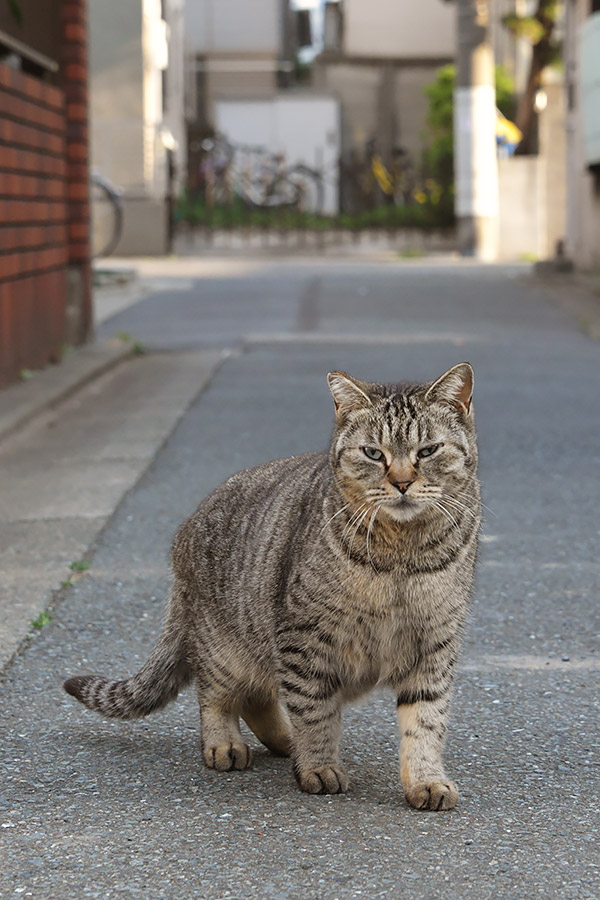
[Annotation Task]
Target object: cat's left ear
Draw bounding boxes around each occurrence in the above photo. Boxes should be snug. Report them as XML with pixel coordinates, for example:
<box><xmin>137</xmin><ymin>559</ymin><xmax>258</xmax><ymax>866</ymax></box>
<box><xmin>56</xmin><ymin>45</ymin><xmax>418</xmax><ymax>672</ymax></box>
<box><xmin>328</xmin><ymin>371</ymin><xmax>373</xmax><ymax>416</ymax></box>
<box><xmin>424</xmin><ymin>362</ymin><xmax>474</xmax><ymax>416</ymax></box>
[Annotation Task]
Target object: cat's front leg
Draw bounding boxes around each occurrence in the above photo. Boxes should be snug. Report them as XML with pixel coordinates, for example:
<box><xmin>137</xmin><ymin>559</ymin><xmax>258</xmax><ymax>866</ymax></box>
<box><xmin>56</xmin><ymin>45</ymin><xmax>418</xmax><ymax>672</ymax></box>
<box><xmin>395</xmin><ymin>688</ymin><xmax>458</xmax><ymax>811</ymax></box>
<box><xmin>282</xmin><ymin>692</ymin><xmax>348</xmax><ymax>794</ymax></box>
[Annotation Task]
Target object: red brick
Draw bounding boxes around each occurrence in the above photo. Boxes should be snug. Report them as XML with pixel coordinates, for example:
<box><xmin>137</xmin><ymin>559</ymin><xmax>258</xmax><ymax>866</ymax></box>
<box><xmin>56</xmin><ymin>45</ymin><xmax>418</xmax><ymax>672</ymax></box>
<box><xmin>0</xmin><ymin>65</ymin><xmax>12</xmax><ymax>90</ymax></box>
<box><xmin>0</xmin><ymin>227</ymin><xmax>16</xmax><ymax>252</ymax></box>
<box><xmin>66</xmin><ymin>121</ymin><xmax>88</xmax><ymax>144</ymax></box>
<box><xmin>67</xmin><ymin>200</ymin><xmax>88</xmax><ymax>222</ymax></box>
<box><xmin>0</xmin><ymin>119</ymin><xmax>14</xmax><ymax>142</ymax></box>
<box><xmin>62</xmin><ymin>2</ymin><xmax>86</xmax><ymax>25</ymax></box>
<box><xmin>68</xmin><ymin>221</ymin><xmax>89</xmax><ymax>241</ymax></box>
<box><xmin>67</xmin><ymin>181</ymin><xmax>89</xmax><ymax>201</ymax></box>
<box><xmin>0</xmin><ymin>253</ymin><xmax>20</xmax><ymax>278</ymax></box>
<box><xmin>63</xmin><ymin>44</ymin><xmax>88</xmax><ymax>67</ymax></box>
<box><xmin>67</xmin><ymin>141</ymin><xmax>87</xmax><ymax>162</ymax></box>
<box><xmin>65</xmin><ymin>22</ymin><xmax>86</xmax><ymax>42</ymax></box>
<box><xmin>40</xmin><ymin>84</ymin><xmax>64</xmax><ymax>112</ymax></box>
<box><xmin>69</xmin><ymin>240</ymin><xmax>89</xmax><ymax>261</ymax></box>
<box><xmin>66</xmin><ymin>101</ymin><xmax>87</xmax><ymax>122</ymax></box>
<box><xmin>64</xmin><ymin>63</ymin><xmax>86</xmax><ymax>82</ymax></box>
<box><xmin>65</xmin><ymin>162</ymin><xmax>87</xmax><ymax>182</ymax></box>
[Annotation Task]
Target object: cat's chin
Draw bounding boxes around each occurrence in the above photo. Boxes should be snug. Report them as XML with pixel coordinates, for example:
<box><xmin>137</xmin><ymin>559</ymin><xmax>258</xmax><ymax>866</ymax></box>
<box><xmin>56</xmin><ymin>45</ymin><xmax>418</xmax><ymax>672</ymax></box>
<box><xmin>380</xmin><ymin>500</ymin><xmax>423</xmax><ymax>523</ymax></box>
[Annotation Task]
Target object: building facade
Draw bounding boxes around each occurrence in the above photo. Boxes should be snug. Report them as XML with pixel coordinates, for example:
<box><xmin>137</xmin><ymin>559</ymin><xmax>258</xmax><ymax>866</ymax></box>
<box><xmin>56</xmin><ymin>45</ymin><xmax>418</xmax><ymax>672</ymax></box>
<box><xmin>184</xmin><ymin>0</ymin><xmax>340</xmax><ymax>214</ymax></box>
<box><xmin>184</xmin><ymin>0</ymin><xmax>292</xmax><ymax>126</ymax></box>
<box><xmin>88</xmin><ymin>0</ymin><xmax>186</xmax><ymax>255</ymax></box>
<box><xmin>313</xmin><ymin>0</ymin><xmax>455</xmax><ymax>203</ymax></box>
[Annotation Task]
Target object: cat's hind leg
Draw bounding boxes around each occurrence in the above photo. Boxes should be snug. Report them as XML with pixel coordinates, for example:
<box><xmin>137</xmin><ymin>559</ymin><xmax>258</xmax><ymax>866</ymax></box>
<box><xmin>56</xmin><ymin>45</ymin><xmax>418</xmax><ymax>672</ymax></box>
<box><xmin>241</xmin><ymin>698</ymin><xmax>292</xmax><ymax>757</ymax></box>
<box><xmin>199</xmin><ymin>697</ymin><xmax>253</xmax><ymax>771</ymax></box>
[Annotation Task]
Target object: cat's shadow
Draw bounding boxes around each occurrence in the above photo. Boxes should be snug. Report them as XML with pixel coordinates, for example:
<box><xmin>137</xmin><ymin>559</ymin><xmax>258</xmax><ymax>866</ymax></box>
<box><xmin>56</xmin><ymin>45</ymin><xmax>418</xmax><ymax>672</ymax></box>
<box><xmin>63</xmin><ymin>722</ymin><xmax>399</xmax><ymax>806</ymax></box>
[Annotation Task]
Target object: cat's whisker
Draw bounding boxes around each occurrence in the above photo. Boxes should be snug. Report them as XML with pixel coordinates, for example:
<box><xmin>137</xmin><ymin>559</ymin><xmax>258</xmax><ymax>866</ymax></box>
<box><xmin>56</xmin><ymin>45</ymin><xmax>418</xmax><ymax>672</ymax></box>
<box><xmin>430</xmin><ymin>499</ymin><xmax>459</xmax><ymax>529</ymax></box>
<box><xmin>441</xmin><ymin>496</ymin><xmax>479</xmax><ymax>521</ymax></box>
<box><xmin>366</xmin><ymin>503</ymin><xmax>383</xmax><ymax>575</ymax></box>
<box><xmin>348</xmin><ymin>503</ymin><xmax>373</xmax><ymax>550</ymax></box>
<box><xmin>340</xmin><ymin>502</ymin><xmax>370</xmax><ymax>545</ymax></box>
<box><xmin>307</xmin><ymin>502</ymin><xmax>353</xmax><ymax>565</ymax></box>
<box><xmin>365</xmin><ymin>491</ymin><xmax>388</xmax><ymax>505</ymax></box>
<box><xmin>324</xmin><ymin>502</ymin><xmax>352</xmax><ymax>528</ymax></box>
<box><xmin>346</xmin><ymin>503</ymin><xmax>374</xmax><ymax>569</ymax></box>
<box><xmin>340</xmin><ymin>502</ymin><xmax>368</xmax><ymax>537</ymax></box>
<box><xmin>455</xmin><ymin>487</ymin><xmax>496</xmax><ymax>517</ymax></box>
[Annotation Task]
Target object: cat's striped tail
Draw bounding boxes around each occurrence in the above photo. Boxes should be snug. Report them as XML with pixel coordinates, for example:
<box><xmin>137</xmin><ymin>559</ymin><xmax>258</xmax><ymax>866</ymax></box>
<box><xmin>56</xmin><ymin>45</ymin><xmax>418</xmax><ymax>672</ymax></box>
<box><xmin>63</xmin><ymin>623</ymin><xmax>191</xmax><ymax>720</ymax></box>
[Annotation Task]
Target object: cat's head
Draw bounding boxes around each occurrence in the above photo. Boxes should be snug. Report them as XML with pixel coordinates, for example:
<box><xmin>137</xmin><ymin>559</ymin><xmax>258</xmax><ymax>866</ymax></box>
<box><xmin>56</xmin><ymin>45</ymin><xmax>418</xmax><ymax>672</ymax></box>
<box><xmin>328</xmin><ymin>364</ymin><xmax>478</xmax><ymax>523</ymax></box>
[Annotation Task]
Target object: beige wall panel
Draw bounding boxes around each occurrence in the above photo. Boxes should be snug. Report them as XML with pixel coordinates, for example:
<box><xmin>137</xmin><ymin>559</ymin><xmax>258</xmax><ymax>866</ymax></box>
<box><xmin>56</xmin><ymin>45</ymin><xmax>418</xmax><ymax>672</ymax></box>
<box><xmin>320</xmin><ymin>64</ymin><xmax>380</xmax><ymax>154</ymax></box>
<box><xmin>185</xmin><ymin>0</ymin><xmax>282</xmax><ymax>54</ymax></box>
<box><xmin>395</xmin><ymin>67</ymin><xmax>440</xmax><ymax>162</ymax></box>
<box><xmin>344</xmin><ymin>0</ymin><xmax>454</xmax><ymax>58</ymax></box>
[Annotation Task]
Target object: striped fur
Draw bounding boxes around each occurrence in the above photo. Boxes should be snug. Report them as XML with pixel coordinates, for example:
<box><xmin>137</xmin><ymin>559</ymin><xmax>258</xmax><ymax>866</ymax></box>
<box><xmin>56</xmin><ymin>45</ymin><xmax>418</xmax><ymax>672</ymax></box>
<box><xmin>64</xmin><ymin>363</ymin><xmax>481</xmax><ymax>810</ymax></box>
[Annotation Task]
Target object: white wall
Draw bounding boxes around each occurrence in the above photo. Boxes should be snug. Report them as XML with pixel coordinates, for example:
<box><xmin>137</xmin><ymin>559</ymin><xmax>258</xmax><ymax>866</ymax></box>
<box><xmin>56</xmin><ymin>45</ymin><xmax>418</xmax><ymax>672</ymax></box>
<box><xmin>344</xmin><ymin>0</ymin><xmax>455</xmax><ymax>59</ymax></box>
<box><xmin>566</xmin><ymin>0</ymin><xmax>600</xmax><ymax>268</ymax></box>
<box><xmin>89</xmin><ymin>0</ymin><xmax>186</xmax><ymax>254</ymax></box>
<box><xmin>214</xmin><ymin>96</ymin><xmax>341</xmax><ymax>213</ymax></box>
<box><xmin>498</xmin><ymin>156</ymin><xmax>545</xmax><ymax>260</ymax></box>
<box><xmin>89</xmin><ymin>0</ymin><xmax>145</xmax><ymax>190</ymax></box>
<box><xmin>185</xmin><ymin>0</ymin><xmax>282</xmax><ymax>54</ymax></box>
<box><xmin>164</xmin><ymin>0</ymin><xmax>187</xmax><ymax>193</ymax></box>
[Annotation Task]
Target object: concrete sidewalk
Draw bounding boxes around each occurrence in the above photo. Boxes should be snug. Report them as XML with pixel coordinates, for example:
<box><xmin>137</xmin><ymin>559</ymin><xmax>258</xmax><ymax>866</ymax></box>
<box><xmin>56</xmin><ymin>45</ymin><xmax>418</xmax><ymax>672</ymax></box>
<box><xmin>0</xmin><ymin>261</ymin><xmax>233</xmax><ymax>668</ymax></box>
<box><xmin>0</xmin><ymin>344</ymin><xmax>226</xmax><ymax>670</ymax></box>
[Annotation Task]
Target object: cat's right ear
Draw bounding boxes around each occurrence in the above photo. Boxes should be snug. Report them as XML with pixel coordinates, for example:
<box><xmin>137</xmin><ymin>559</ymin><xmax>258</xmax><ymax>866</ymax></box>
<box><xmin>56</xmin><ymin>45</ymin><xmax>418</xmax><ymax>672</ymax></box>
<box><xmin>327</xmin><ymin>372</ymin><xmax>372</xmax><ymax>416</ymax></box>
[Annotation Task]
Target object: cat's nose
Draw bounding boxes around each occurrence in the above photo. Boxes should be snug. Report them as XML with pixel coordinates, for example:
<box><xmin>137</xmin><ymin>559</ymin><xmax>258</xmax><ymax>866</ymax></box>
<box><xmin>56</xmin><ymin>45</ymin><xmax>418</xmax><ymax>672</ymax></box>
<box><xmin>393</xmin><ymin>480</ymin><xmax>413</xmax><ymax>495</ymax></box>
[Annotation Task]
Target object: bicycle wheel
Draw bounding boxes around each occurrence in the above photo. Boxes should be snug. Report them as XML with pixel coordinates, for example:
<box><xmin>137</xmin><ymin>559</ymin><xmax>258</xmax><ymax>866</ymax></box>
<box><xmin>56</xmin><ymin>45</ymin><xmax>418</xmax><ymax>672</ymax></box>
<box><xmin>90</xmin><ymin>174</ymin><xmax>123</xmax><ymax>258</ymax></box>
<box><xmin>238</xmin><ymin>173</ymin><xmax>301</xmax><ymax>209</ymax></box>
<box><xmin>284</xmin><ymin>165</ymin><xmax>325</xmax><ymax>215</ymax></box>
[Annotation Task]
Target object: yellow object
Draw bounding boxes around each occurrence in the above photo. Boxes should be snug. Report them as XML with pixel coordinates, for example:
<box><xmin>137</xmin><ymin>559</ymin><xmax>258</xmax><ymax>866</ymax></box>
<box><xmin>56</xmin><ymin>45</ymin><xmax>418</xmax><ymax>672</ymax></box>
<box><xmin>496</xmin><ymin>108</ymin><xmax>522</xmax><ymax>145</ymax></box>
<box><xmin>371</xmin><ymin>155</ymin><xmax>394</xmax><ymax>195</ymax></box>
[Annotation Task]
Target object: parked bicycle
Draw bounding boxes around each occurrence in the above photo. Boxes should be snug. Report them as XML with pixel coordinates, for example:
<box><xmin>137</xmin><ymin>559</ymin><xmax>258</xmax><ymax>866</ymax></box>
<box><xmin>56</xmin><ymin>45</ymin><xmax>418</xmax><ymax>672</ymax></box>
<box><xmin>366</xmin><ymin>142</ymin><xmax>417</xmax><ymax>206</ymax></box>
<box><xmin>90</xmin><ymin>171</ymin><xmax>123</xmax><ymax>258</ymax></box>
<box><xmin>198</xmin><ymin>134</ymin><xmax>324</xmax><ymax>215</ymax></box>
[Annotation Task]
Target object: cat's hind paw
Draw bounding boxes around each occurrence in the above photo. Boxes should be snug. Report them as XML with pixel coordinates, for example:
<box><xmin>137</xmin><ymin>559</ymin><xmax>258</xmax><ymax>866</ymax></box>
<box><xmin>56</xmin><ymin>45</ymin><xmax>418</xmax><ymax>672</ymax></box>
<box><xmin>297</xmin><ymin>765</ymin><xmax>349</xmax><ymax>794</ymax></box>
<box><xmin>204</xmin><ymin>742</ymin><xmax>253</xmax><ymax>771</ymax></box>
<box><xmin>405</xmin><ymin>780</ymin><xmax>458</xmax><ymax>811</ymax></box>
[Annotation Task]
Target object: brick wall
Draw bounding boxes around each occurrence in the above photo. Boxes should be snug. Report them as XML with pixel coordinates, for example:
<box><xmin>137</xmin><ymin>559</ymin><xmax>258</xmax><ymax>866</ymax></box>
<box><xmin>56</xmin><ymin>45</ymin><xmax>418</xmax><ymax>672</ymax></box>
<box><xmin>0</xmin><ymin>65</ymin><xmax>69</xmax><ymax>387</ymax></box>
<box><xmin>61</xmin><ymin>0</ymin><xmax>92</xmax><ymax>343</ymax></box>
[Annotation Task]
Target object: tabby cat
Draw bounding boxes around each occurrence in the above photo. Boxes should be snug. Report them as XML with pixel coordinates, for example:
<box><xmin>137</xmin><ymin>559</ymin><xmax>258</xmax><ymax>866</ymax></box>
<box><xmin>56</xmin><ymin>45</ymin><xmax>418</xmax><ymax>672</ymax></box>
<box><xmin>65</xmin><ymin>363</ymin><xmax>481</xmax><ymax>811</ymax></box>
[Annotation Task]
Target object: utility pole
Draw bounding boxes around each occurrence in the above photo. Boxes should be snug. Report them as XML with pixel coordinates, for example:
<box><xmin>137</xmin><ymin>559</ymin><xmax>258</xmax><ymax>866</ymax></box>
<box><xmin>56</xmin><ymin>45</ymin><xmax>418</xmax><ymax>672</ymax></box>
<box><xmin>454</xmin><ymin>0</ymin><xmax>499</xmax><ymax>259</ymax></box>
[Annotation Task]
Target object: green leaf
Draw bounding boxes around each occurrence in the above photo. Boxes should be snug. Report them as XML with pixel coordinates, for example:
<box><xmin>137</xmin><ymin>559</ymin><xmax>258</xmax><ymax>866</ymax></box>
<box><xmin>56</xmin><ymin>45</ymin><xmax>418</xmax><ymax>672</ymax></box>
<box><xmin>8</xmin><ymin>0</ymin><xmax>23</xmax><ymax>25</ymax></box>
<box><xmin>502</xmin><ymin>13</ymin><xmax>546</xmax><ymax>45</ymax></box>
<box><xmin>31</xmin><ymin>612</ymin><xmax>52</xmax><ymax>629</ymax></box>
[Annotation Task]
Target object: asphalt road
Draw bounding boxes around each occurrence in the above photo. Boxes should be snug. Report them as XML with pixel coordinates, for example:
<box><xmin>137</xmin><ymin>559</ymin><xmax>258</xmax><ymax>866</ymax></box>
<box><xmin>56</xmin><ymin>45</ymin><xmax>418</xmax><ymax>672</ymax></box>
<box><xmin>2</xmin><ymin>258</ymin><xmax>599</xmax><ymax>899</ymax></box>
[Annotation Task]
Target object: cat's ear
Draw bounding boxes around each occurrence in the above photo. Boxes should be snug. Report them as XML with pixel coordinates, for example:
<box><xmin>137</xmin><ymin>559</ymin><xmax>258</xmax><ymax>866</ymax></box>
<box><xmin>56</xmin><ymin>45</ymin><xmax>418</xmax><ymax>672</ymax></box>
<box><xmin>424</xmin><ymin>363</ymin><xmax>474</xmax><ymax>415</ymax></box>
<box><xmin>328</xmin><ymin>372</ymin><xmax>373</xmax><ymax>415</ymax></box>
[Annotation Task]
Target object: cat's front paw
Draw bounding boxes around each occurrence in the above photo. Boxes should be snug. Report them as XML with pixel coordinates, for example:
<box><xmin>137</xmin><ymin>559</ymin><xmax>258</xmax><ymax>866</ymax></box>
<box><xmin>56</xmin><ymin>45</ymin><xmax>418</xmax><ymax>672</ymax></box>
<box><xmin>297</xmin><ymin>765</ymin><xmax>349</xmax><ymax>794</ymax></box>
<box><xmin>405</xmin><ymin>780</ymin><xmax>458</xmax><ymax>811</ymax></box>
<box><xmin>204</xmin><ymin>742</ymin><xmax>253</xmax><ymax>771</ymax></box>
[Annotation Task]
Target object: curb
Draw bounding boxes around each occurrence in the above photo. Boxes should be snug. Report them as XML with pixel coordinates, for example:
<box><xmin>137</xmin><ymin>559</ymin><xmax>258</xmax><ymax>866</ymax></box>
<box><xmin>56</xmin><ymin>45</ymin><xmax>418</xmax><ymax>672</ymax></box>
<box><xmin>0</xmin><ymin>339</ymin><xmax>134</xmax><ymax>445</ymax></box>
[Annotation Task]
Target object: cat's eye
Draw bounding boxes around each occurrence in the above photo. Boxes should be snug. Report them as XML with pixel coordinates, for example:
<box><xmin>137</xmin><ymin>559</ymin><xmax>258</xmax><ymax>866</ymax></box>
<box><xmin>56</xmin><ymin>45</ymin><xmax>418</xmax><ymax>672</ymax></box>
<box><xmin>417</xmin><ymin>444</ymin><xmax>441</xmax><ymax>459</ymax></box>
<box><xmin>363</xmin><ymin>446</ymin><xmax>384</xmax><ymax>461</ymax></box>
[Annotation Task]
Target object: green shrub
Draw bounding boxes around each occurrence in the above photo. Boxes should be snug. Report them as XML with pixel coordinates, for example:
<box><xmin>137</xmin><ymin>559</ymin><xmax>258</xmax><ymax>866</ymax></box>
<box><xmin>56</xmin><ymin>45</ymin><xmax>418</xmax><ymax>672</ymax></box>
<box><xmin>422</xmin><ymin>63</ymin><xmax>516</xmax><ymax>218</ymax></box>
